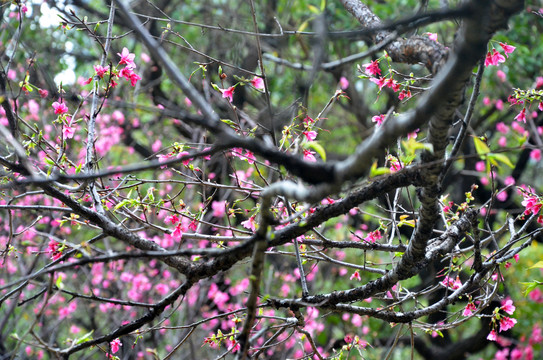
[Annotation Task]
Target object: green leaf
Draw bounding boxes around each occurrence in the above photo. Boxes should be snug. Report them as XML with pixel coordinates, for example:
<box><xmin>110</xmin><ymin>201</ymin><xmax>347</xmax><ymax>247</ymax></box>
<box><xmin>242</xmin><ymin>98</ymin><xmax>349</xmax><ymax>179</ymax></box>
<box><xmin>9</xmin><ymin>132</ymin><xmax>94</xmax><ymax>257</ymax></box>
<box><xmin>369</xmin><ymin>161</ymin><xmax>391</xmax><ymax>178</ymax></box>
<box><xmin>473</xmin><ymin>136</ymin><xmax>490</xmax><ymax>157</ymax></box>
<box><xmin>529</xmin><ymin>261</ymin><xmax>543</xmax><ymax>269</ymax></box>
<box><xmin>488</xmin><ymin>153</ymin><xmax>514</xmax><ymax>168</ymax></box>
<box><xmin>320</xmin><ymin>0</ymin><xmax>326</xmax><ymax>11</ymax></box>
<box><xmin>297</xmin><ymin>20</ymin><xmax>309</xmax><ymax>33</ymax></box>
<box><xmin>521</xmin><ymin>281</ymin><xmax>541</xmax><ymax>297</ymax></box>
<box><xmin>56</xmin><ymin>274</ymin><xmax>64</xmax><ymax>289</ymax></box>
<box><xmin>402</xmin><ymin>138</ymin><xmax>434</xmax><ymax>156</ymax></box>
<box><xmin>114</xmin><ymin>199</ymin><xmax>130</xmax><ymax>210</ymax></box>
<box><xmin>308</xmin><ymin>4</ymin><xmax>320</xmax><ymax>14</ymax></box>
<box><xmin>73</xmin><ymin>330</ymin><xmax>94</xmax><ymax>345</ymax></box>
<box><xmin>306</xmin><ymin>141</ymin><xmax>326</xmax><ymax>162</ymax></box>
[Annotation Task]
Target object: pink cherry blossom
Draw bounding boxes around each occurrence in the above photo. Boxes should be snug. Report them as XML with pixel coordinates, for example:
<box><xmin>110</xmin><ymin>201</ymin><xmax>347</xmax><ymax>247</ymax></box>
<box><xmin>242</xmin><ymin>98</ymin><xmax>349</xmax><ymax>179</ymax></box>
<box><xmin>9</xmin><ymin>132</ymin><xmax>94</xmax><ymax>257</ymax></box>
<box><xmin>110</xmin><ymin>339</ymin><xmax>122</xmax><ymax>353</ymax></box>
<box><xmin>501</xmin><ymin>299</ymin><xmax>516</xmax><ymax>315</ymax></box>
<box><xmin>63</xmin><ymin>122</ymin><xmax>76</xmax><ymax>139</ymax></box>
<box><xmin>221</xmin><ymin>86</ymin><xmax>235</xmax><ymax>103</ymax></box>
<box><xmin>496</xmin><ymin>191</ymin><xmax>508</xmax><ymax>202</ymax></box>
<box><xmin>363</xmin><ymin>60</ymin><xmax>381</xmax><ymax>76</ymax></box>
<box><xmin>372</xmin><ymin>114</ymin><xmax>386</xmax><ymax>126</ymax></box>
<box><xmin>475</xmin><ymin>161</ymin><xmax>486</xmax><ymax>172</ymax></box>
<box><xmin>303</xmin><ymin>115</ymin><xmax>315</xmax><ymax>124</ymax></box>
<box><xmin>494</xmin><ymin>348</ymin><xmax>509</xmax><ymax>360</ymax></box>
<box><xmin>117</xmin><ymin>47</ymin><xmax>136</xmax><ymax>68</ymax></box>
<box><xmin>497</xmin><ymin>70</ymin><xmax>506</xmax><ymax>82</ymax></box>
<box><xmin>442</xmin><ymin>275</ymin><xmax>462</xmax><ymax>290</ymax></box>
<box><xmin>398</xmin><ymin>89</ymin><xmax>411</xmax><ymax>100</ymax></box>
<box><xmin>172</xmin><ymin>223</ymin><xmax>183</xmax><ymax>239</ymax></box>
<box><xmin>521</xmin><ymin>191</ymin><xmax>542</xmax><ymax>216</ymax></box>
<box><xmin>496</xmin><ymin>122</ymin><xmax>509</xmax><ymax>134</ymax></box>
<box><xmin>370</xmin><ymin>76</ymin><xmax>386</xmax><ymax>89</ymax></box>
<box><xmin>93</xmin><ymin>64</ymin><xmax>109</xmax><ymax>78</ymax></box>
<box><xmin>48</xmin><ymin>240</ymin><xmax>63</xmax><ymax>260</ymax></box>
<box><xmin>514</xmin><ymin>108</ymin><xmax>526</xmax><ymax>123</ymax></box>
<box><xmin>339</xmin><ymin>76</ymin><xmax>349</xmax><ymax>90</ymax></box>
<box><xmin>251</xmin><ymin>76</ymin><xmax>264</xmax><ymax>90</ymax></box>
<box><xmin>244</xmin><ymin>150</ymin><xmax>256</xmax><ymax>164</ymax></box>
<box><xmin>52</xmin><ymin>101</ymin><xmax>68</xmax><ymax>115</ymax></box>
<box><xmin>485</xmin><ymin>49</ymin><xmax>506</xmax><ymax>67</ymax></box>
<box><xmin>350</xmin><ymin>270</ymin><xmax>361</xmax><ymax>281</ymax></box>
<box><xmin>164</xmin><ymin>214</ymin><xmax>180</xmax><ymax>225</ymax></box>
<box><xmin>303</xmin><ymin>149</ymin><xmax>316</xmax><ymax>162</ymax></box>
<box><xmin>303</xmin><ymin>130</ymin><xmax>317</xmax><ymax>141</ymax></box>
<box><xmin>364</xmin><ymin>229</ymin><xmax>382</xmax><ymax>243</ymax></box>
<box><xmin>487</xmin><ymin>329</ymin><xmax>498</xmax><ymax>341</ymax></box>
<box><xmin>129</xmin><ymin>72</ymin><xmax>141</xmax><ymax>86</ymax></box>
<box><xmin>211</xmin><ymin>201</ymin><xmax>226</xmax><ymax>218</ymax></box>
<box><xmin>530</xmin><ymin>324</ymin><xmax>542</xmax><ymax>344</ymax></box>
<box><xmin>530</xmin><ymin>149</ymin><xmax>541</xmax><ymax>161</ymax></box>
<box><xmin>426</xmin><ymin>32</ymin><xmax>438</xmax><ymax>41</ymax></box>
<box><xmin>499</xmin><ymin>316</ymin><xmax>517</xmax><ymax>332</ymax></box>
<box><xmin>499</xmin><ymin>42</ymin><xmax>516</xmax><ymax>57</ymax></box>
<box><xmin>38</xmin><ymin>89</ymin><xmax>48</xmax><ymax>98</ymax></box>
<box><xmin>241</xmin><ymin>215</ymin><xmax>256</xmax><ymax>231</ymax></box>
<box><xmin>463</xmin><ymin>302</ymin><xmax>477</xmax><ymax>316</ymax></box>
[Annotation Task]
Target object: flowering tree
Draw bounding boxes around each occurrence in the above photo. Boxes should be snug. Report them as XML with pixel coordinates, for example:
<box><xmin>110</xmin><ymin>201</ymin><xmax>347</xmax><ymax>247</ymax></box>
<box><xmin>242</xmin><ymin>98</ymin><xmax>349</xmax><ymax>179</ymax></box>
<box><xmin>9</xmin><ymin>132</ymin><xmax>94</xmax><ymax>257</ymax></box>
<box><xmin>1</xmin><ymin>0</ymin><xmax>542</xmax><ymax>359</ymax></box>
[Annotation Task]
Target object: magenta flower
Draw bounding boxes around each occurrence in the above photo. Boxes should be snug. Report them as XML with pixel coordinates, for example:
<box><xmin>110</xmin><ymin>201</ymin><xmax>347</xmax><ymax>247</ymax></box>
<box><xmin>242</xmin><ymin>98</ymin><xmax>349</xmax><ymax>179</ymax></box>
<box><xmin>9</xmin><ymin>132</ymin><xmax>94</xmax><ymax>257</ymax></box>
<box><xmin>370</xmin><ymin>76</ymin><xmax>386</xmax><ymax>90</ymax></box>
<box><xmin>492</xmin><ymin>49</ymin><xmax>506</xmax><ymax>65</ymax></box>
<box><xmin>303</xmin><ymin>130</ymin><xmax>317</xmax><ymax>141</ymax></box>
<box><xmin>117</xmin><ymin>47</ymin><xmax>136</xmax><ymax>68</ymax></box>
<box><xmin>303</xmin><ymin>149</ymin><xmax>316</xmax><ymax>162</ymax></box>
<box><xmin>250</xmin><ymin>76</ymin><xmax>264</xmax><ymax>90</ymax></box>
<box><xmin>372</xmin><ymin>114</ymin><xmax>386</xmax><ymax>126</ymax></box>
<box><xmin>398</xmin><ymin>89</ymin><xmax>411</xmax><ymax>100</ymax></box>
<box><xmin>52</xmin><ymin>101</ymin><xmax>68</xmax><ymax>115</ymax></box>
<box><xmin>339</xmin><ymin>76</ymin><xmax>349</xmax><ymax>90</ymax></box>
<box><xmin>363</xmin><ymin>60</ymin><xmax>381</xmax><ymax>76</ymax></box>
<box><xmin>425</xmin><ymin>32</ymin><xmax>438</xmax><ymax>42</ymax></box>
<box><xmin>244</xmin><ymin>150</ymin><xmax>256</xmax><ymax>164</ymax></box>
<box><xmin>485</xmin><ymin>49</ymin><xmax>506</xmax><ymax>67</ymax></box>
<box><xmin>110</xmin><ymin>339</ymin><xmax>122</xmax><ymax>354</ymax></box>
<box><xmin>221</xmin><ymin>86</ymin><xmax>235</xmax><ymax>103</ymax></box>
<box><xmin>501</xmin><ymin>299</ymin><xmax>516</xmax><ymax>315</ymax></box>
<box><xmin>499</xmin><ymin>42</ymin><xmax>516</xmax><ymax>57</ymax></box>
<box><xmin>164</xmin><ymin>214</ymin><xmax>180</xmax><ymax>225</ymax></box>
<box><xmin>63</xmin><ymin>123</ymin><xmax>76</xmax><ymax>139</ymax></box>
<box><xmin>350</xmin><ymin>270</ymin><xmax>361</xmax><ymax>281</ymax></box>
<box><xmin>487</xmin><ymin>329</ymin><xmax>498</xmax><ymax>341</ymax></box>
<box><xmin>364</xmin><ymin>229</ymin><xmax>382</xmax><ymax>243</ymax></box>
<box><xmin>172</xmin><ymin>223</ymin><xmax>183</xmax><ymax>239</ymax></box>
<box><xmin>531</xmin><ymin>149</ymin><xmax>542</xmax><ymax>161</ymax></box>
<box><xmin>48</xmin><ymin>240</ymin><xmax>63</xmax><ymax>260</ymax></box>
<box><xmin>496</xmin><ymin>122</ymin><xmax>509</xmax><ymax>134</ymax></box>
<box><xmin>241</xmin><ymin>215</ymin><xmax>256</xmax><ymax>231</ymax></box>
<box><xmin>93</xmin><ymin>64</ymin><xmax>109</xmax><ymax>78</ymax></box>
<box><xmin>211</xmin><ymin>201</ymin><xmax>226</xmax><ymax>218</ymax></box>
<box><xmin>521</xmin><ymin>191</ymin><xmax>542</xmax><ymax>216</ymax></box>
<box><xmin>442</xmin><ymin>275</ymin><xmax>462</xmax><ymax>290</ymax></box>
<box><xmin>303</xmin><ymin>115</ymin><xmax>315</xmax><ymax>124</ymax></box>
<box><xmin>38</xmin><ymin>89</ymin><xmax>48</xmax><ymax>98</ymax></box>
<box><xmin>462</xmin><ymin>303</ymin><xmax>477</xmax><ymax>316</ymax></box>
<box><xmin>499</xmin><ymin>316</ymin><xmax>517</xmax><ymax>332</ymax></box>
<box><xmin>514</xmin><ymin>108</ymin><xmax>526</xmax><ymax>123</ymax></box>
